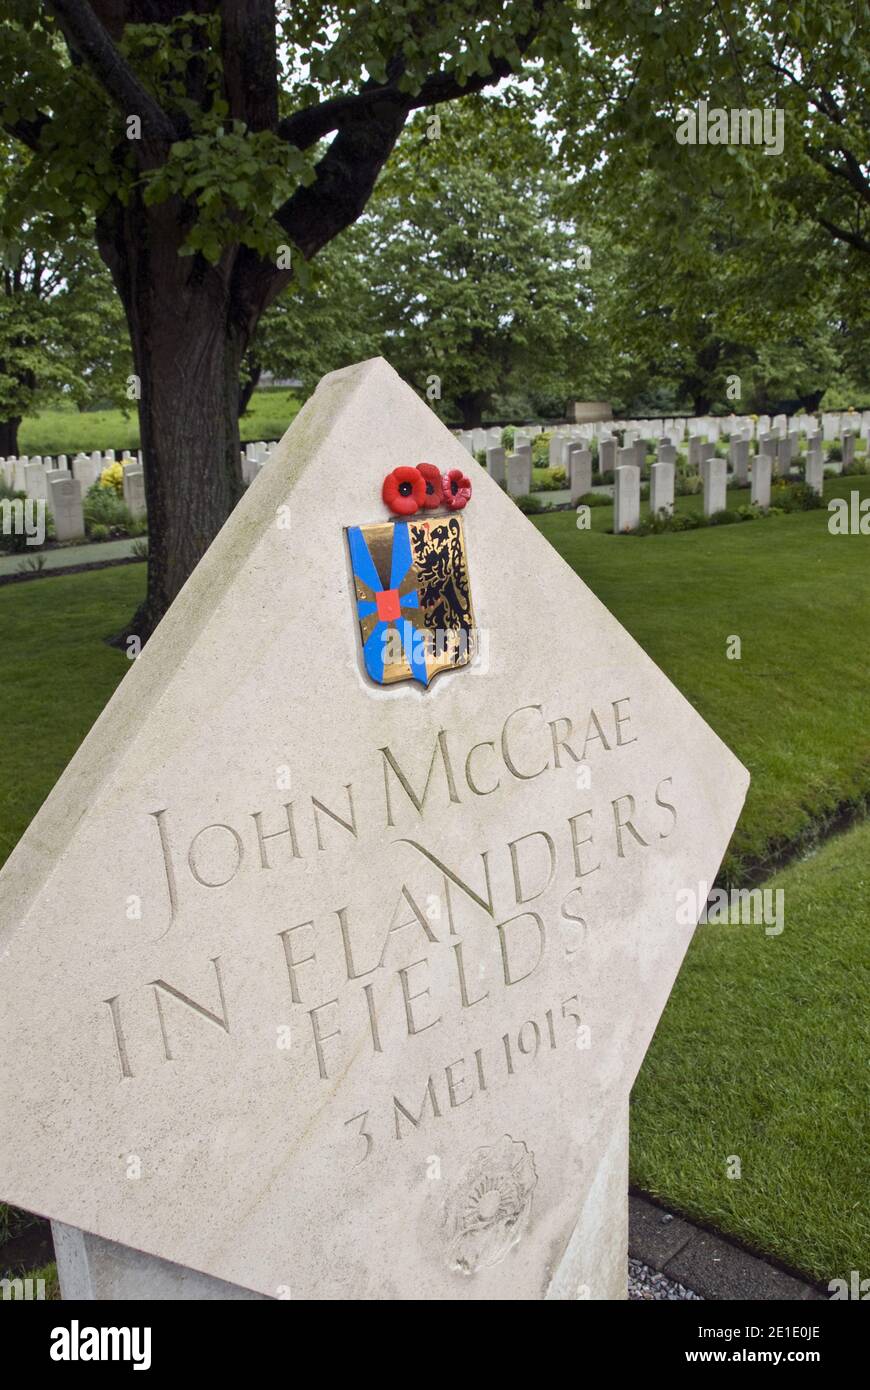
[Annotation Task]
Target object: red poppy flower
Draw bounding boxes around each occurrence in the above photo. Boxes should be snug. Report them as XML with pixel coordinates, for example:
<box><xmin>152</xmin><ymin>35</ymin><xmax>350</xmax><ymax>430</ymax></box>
<box><xmin>383</xmin><ymin>465</ymin><xmax>425</xmax><ymax>515</ymax></box>
<box><xmin>416</xmin><ymin>462</ymin><xmax>442</xmax><ymax>509</ymax></box>
<box><xmin>442</xmin><ymin>468</ymin><xmax>472</xmax><ymax>510</ymax></box>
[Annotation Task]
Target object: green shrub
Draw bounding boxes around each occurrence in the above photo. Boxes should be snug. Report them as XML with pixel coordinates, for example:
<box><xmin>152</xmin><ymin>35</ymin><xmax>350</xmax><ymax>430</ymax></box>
<box><xmin>595</xmin><ymin>469</ymin><xmax>615</xmax><ymax>485</ymax></box>
<box><xmin>501</xmin><ymin>427</ymin><xmax>515</xmax><ymax>451</ymax></box>
<box><xmin>89</xmin><ymin>523</ymin><xmax>110</xmax><ymax>541</ymax></box>
<box><xmin>577</xmin><ymin>491</ymin><xmax>610</xmax><ymax>507</ymax></box>
<box><xmin>675</xmin><ymin>475</ymin><xmax>701</xmax><ymax>496</ymax></box>
<box><xmin>531</xmin><ymin>433</ymin><xmax>551</xmax><ymax>467</ymax></box>
<box><xmin>84</xmin><ymin>483</ymin><xmax>134</xmax><ymax>535</ymax></box>
<box><xmin>708</xmin><ymin>508</ymin><xmax>741</xmax><ymax>526</ymax></box>
<box><xmin>515</xmin><ymin>493</ymin><xmax>546</xmax><ymax>514</ymax></box>
<box><xmin>131</xmin><ymin>538</ymin><xmax>149</xmax><ymax>559</ymax></box>
<box><xmin>781</xmin><ymin>483</ymin><xmax>823</xmax><ymax>512</ymax></box>
<box><xmin>827</xmin><ymin>443</ymin><xmax>843</xmax><ymax>461</ymax></box>
<box><xmin>845</xmin><ymin>457</ymin><xmax>870</xmax><ymax>476</ymax></box>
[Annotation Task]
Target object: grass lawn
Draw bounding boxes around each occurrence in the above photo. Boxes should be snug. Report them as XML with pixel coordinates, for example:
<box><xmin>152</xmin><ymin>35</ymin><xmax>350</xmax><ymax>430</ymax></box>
<box><xmin>533</xmin><ymin>476</ymin><xmax>870</xmax><ymax>882</ymax></box>
<box><xmin>1</xmin><ymin>480</ymin><xmax>868</xmax><ymax>1283</ymax></box>
<box><xmin>18</xmin><ymin>387</ymin><xmax>301</xmax><ymax>457</ymax></box>
<box><xmin>631</xmin><ymin>819</ymin><xmax>870</xmax><ymax>1282</ymax></box>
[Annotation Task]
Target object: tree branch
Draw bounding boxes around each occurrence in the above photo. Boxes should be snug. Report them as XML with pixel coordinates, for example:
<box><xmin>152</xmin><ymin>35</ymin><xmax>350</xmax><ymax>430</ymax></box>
<box><xmin>816</xmin><ymin>214</ymin><xmax>870</xmax><ymax>256</ymax></box>
<box><xmin>47</xmin><ymin>0</ymin><xmax>178</xmax><ymax>158</ymax></box>
<box><xmin>278</xmin><ymin>0</ymin><xmax>550</xmax><ymax>150</ymax></box>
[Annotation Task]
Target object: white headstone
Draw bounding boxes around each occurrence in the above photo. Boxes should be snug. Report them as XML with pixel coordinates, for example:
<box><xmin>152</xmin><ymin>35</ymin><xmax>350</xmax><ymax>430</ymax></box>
<box><xmin>122</xmin><ymin>466</ymin><xmax>147</xmax><ymax>520</ymax></box>
<box><xmin>23</xmin><ymin>462</ymin><xmax>48</xmax><ymax>504</ymax></box>
<box><xmin>750</xmin><ymin>453</ymin><xmax>772</xmax><ymax>509</ymax></box>
<box><xmin>701</xmin><ymin>457</ymin><xmax>727</xmax><ymax>516</ymax></box>
<box><xmin>567</xmin><ymin>445</ymin><xmax>592</xmax><ymax>504</ymax></box>
<box><xmin>49</xmin><ymin>475</ymin><xmax>85</xmax><ymax>541</ymax></box>
<box><xmin>613</xmin><ymin>464</ymin><xmax>641</xmax><ymax>533</ymax></box>
<box><xmin>486</xmin><ymin>447</ymin><xmax>506</xmax><ymax>486</ymax></box>
<box><xmin>73</xmin><ymin>454</ymin><xmax>101</xmax><ymax>492</ymax></box>
<box><xmin>804</xmin><ymin>455</ymin><xmax>823</xmax><ymax>497</ymax></box>
<box><xmin>597</xmin><ymin>438</ymin><xmax>616</xmax><ymax>476</ymax></box>
<box><xmin>649</xmin><ymin>461</ymin><xmax>675</xmax><ymax>517</ymax></box>
<box><xmin>730</xmin><ymin>438</ymin><xmax>750</xmax><ymax>485</ymax></box>
<box><xmin>506</xmin><ymin>452</ymin><xmax>532</xmax><ymax>497</ymax></box>
<box><xmin>0</xmin><ymin>358</ymin><xmax>748</xmax><ymax>1303</ymax></box>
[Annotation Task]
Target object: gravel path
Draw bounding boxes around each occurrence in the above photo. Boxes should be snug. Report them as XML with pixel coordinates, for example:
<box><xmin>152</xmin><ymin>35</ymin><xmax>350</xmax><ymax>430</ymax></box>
<box><xmin>629</xmin><ymin>1256</ymin><xmax>703</xmax><ymax>1300</ymax></box>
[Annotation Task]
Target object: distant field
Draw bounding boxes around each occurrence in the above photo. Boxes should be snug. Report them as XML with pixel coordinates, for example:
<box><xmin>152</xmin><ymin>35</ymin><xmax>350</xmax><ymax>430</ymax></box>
<box><xmin>17</xmin><ymin>389</ymin><xmax>302</xmax><ymax>457</ymax></box>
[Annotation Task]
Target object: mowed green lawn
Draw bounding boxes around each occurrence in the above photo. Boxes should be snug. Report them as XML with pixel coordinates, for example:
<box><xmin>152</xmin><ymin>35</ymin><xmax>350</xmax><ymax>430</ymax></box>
<box><xmin>533</xmin><ymin>476</ymin><xmax>870</xmax><ymax>883</ymax></box>
<box><xmin>17</xmin><ymin>388</ymin><xmax>301</xmax><ymax>457</ymax></box>
<box><xmin>0</xmin><ymin>478</ymin><xmax>868</xmax><ymax>1282</ymax></box>
<box><xmin>631</xmin><ymin>820</ymin><xmax>870</xmax><ymax>1283</ymax></box>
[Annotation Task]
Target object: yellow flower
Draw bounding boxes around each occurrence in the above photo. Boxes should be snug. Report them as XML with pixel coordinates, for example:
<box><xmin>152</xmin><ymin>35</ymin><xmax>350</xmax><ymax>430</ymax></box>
<box><xmin>98</xmin><ymin>461</ymin><xmax>125</xmax><ymax>496</ymax></box>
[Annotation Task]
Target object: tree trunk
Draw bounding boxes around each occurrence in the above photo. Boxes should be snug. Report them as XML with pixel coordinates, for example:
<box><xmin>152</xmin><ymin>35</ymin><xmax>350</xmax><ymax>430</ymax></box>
<box><xmin>0</xmin><ymin>417</ymin><xmax>21</xmax><ymax>457</ymax></box>
<box><xmin>456</xmin><ymin>391</ymin><xmax>489</xmax><ymax>430</ymax></box>
<box><xmin>97</xmin><ymin>195</ymin><xmax>257</xmax><ymax>645</ymax></box>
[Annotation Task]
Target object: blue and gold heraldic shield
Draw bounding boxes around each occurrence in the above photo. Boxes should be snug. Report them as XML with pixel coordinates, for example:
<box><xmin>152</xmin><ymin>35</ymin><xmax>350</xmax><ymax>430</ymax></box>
<box><xmin>346</xmin><ymin>516</ymin><xmax>476</xmax><ymax>687</ymax></box>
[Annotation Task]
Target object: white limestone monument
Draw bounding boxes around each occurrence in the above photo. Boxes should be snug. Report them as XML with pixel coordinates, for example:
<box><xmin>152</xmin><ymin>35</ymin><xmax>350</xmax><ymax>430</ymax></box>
<box><xmin>0</xmin><ymin>359</ymin><xmax>748</xmax><ymax>1301</ymax></box>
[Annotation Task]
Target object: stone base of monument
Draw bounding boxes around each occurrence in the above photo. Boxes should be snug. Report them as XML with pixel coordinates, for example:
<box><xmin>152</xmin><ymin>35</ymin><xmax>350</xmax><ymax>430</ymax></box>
<box><xmin>52</xmin><ymin>1107</ymin><xmax>628</xmax><ymax>1301</ymax></box>
<box><xmin>51</xmin><ymin>1222</ymin><xmax>268</xmax><ymax>1301</ymax></box>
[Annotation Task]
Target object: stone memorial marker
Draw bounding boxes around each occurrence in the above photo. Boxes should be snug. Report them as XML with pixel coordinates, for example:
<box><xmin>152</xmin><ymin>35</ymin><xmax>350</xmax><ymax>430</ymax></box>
<box><xmin>548</xmin><ymin>434</ymin><xmax>565</xmax><ymax>469</ymax></box>
<box><xmin>729</xmin><ymin>438</ymin><xmax>749</xmax><ymax>484</ymax></box>
<box><xmin>750</xmin><ymin>453</ymin><xmax>772</xmax><ymax>509</ymax></box>
<box><xmin>49</xmin><ymin>475</ymin><xmax>85</xmax><ymax>541</ymax></box>
<box><xmin>842</xmin><ymin>432</ymin><xmax>855</xmax><ymax>469</ymax></box>
<box><xmin>656</xmin><ymin>442</ymin><xmax>676</xmax><ymax>466</ymax></box>
<box><xmin>649</xmin><ymin>461</ymin><xmax>675</xmax><ymax>516</ymax></box>
<box><xmin>567</xmin><ymin>445</ymin><xmax>592</xmax><ymax>505</ymax></box>
<box><xmin>0</xmin><ymin>359</ymin><xmax>747</xmax><ymax>1302</ymax></box>
<box><xmin>24</xmin><ymin>461</ymin><xmax>48</xmax><ymax>505</ymax></box>
<box><xmin>804</xmin><ymin>455</ymin><xmax>823</xmax><ymax>497</ymax></box>
<box><xmin>701</xmin><ymin>457</ymin><xmax>727</xmax><ymax>516</ymax></box>
<box><xmin>122</xmin><ymin>465</ymin><xmax>147</xmax><ymax>520</ymax></box>
<box><xmin>486</xmin><ymin>446</ymin><xmax>506</xmax><ymax>486</ymax></box>
<box><xmin>598</xmin><ymin>437</ymin><xmax>616</xmax><ymax>476</ymax></box>
<box><xmin>613</xmin><ymin>462</ymin><xmax>641</xmax><ymax>533</ymax></box>
<box><xmin>506</xmin><ymin>451</ymin><xmax>532</xmax><ymax>497</ymax></box>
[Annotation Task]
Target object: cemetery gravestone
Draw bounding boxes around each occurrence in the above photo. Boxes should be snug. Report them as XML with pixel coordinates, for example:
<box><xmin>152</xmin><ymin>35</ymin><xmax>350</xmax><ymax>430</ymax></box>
<box><xmin>506</xmin><ymin>452</ymin><xmax>532</xmax><ymax>498</ymax></box>
<box><xmin>24</xmin><ymin>462</ymin><xmax>48</xmax><ymax>505</ymax></box>
<box><xmin>567</xmin><ymin>446</ymin><xmax>592</xmax><ymax>505</ymax></box>
<box><xmin>0</xmin><ymin>358</ymin><xmax>748</xmax><ymax>1302</ymax></box>
<box><xmin>729</xmin><ymin>439</ymin><xmax>749</xmax><ymax>485</ymax></box>
<box><xmin>750</xmin><ymin>453</ymin><xmax>772</xmax><ymax>509</ymax></box>
<box><xmin>613</xmin><ymin>463</ymin><xmax>641</xmax><ymax>533</ymax></box>
<box><xmin>649</xmin><ymin>462</ymin><xmax>675</xmax><ymax>516</ymax></box>
<box><xmin>486</xmin><ymin>447</ymin><xmax>506</xmax><ymax>487</ymax></box>
<box><xmin>804</xmin><ymin>456</ymin><xmax>823</xmax><ymax>497</ymax></box>
<box><xmin>598</xmin><ymin>438</ymin><xmax>616</xmax><ymax>476</ymax></box>
<box><xmin>701</xmin><ymin>457</ymin><xmax>727</xmax><ymax>516</ymax></box>
<box><xmin>49</xmin><ymin>476</ymin><xmax>85</xmax><ymax>542</ymax></box>
<box><xmin>842</xmin><ymin>433</ymin><xmax>855</xmax><ymax>469</ymax></box>
<box><xmin>122</xmin><ymin>466</ymin><xmax>147</xmax><ymax>521</ymax></box>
